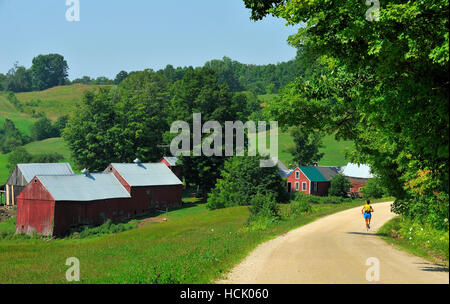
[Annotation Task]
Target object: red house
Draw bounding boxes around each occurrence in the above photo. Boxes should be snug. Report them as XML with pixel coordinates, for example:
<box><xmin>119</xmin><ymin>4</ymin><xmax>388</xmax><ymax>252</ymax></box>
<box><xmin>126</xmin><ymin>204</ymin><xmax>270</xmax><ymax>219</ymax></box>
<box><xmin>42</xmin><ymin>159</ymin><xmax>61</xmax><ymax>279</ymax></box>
<box><xmin>160</xmin><ymin>156</ymin><xmax>183</xmax><ymax>181</ymax></box>
<box><xmin>16</xmin><ymin>173</ymin><xmax>132</xmax><ymax>236</ymax></box>
<box><xmin>105</xmin><ymin>160</ymin><xmax>183</xmax><ymax>210</ymax></box>
<box><xmin>281</xmin><ymin>165</ymin><xmax>339</xmax><ymax>196</ymax></box>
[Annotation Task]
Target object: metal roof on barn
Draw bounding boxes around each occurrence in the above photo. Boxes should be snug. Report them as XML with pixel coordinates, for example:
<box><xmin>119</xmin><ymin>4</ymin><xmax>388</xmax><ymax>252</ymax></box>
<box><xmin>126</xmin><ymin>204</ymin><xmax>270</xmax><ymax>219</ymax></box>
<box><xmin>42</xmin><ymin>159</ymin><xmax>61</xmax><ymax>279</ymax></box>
<box><xmin>110</xmin><ymin>163</ymin><xmax>183</xmax><ymax>187</ymax></box>
<box><xmin>7</xmin><ymin>163</ymin><xmax>74</xmax><ymax>185</ymax></box>
<box><xmin>316</xmin><ymin>166</ymin><xmax>340</xmax><ymax>181</ymax></box>
<box><xmin>37</xmin><ymin>173</ymin><xmax>131</xmax><ymax>202</ymax></box>
<box><xmin>162</xmin><ymin>156</ymin><xmax>180</xmax><ymax>167</ymax></box>
<box><xmin>299</xmin><ymin>166</ymin><xmax>328</xmax><ymax>182</ymax></box>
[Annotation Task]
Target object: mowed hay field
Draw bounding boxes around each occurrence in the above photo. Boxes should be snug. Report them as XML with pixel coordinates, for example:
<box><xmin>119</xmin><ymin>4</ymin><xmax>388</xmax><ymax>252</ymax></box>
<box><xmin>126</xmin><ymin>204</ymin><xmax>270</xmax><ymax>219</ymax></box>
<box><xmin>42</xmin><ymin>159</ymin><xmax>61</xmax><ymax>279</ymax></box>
<box><xmin>0</xmin><ymin>199</ymin><xmax>373</xmax><ymax>284</ymax></box>
<box><xmin>15</xmin><ymin>84</ymin><xmax>115</xmax><ymax>120</ymax></box>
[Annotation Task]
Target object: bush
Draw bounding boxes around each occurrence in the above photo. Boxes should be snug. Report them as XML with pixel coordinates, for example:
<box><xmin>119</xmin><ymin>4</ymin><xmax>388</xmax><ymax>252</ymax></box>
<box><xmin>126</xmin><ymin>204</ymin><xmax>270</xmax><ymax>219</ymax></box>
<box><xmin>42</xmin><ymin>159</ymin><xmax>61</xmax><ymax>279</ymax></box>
<box><xmin>248</xmin><ymin>192</ymin><xmax>280</xmax><ymax>221</ymax></box>
<box><xmin>290</xmin><ymin>199</ymin><xmax>313</xmax><ymax>216</ymax></box>
<box><xmin>70</xmin><ymin>219</ymin><xmax>137</xmax><ymax>238</ymax></box>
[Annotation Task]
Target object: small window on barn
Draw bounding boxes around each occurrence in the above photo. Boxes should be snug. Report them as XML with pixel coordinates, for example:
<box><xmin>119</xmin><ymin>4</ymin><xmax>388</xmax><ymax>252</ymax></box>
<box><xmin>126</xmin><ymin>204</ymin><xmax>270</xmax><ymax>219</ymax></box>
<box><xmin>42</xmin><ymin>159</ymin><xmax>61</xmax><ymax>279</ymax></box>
<box><xmin>109</xmin><ymin>167</ymin><xmax>113</xmax><ymax>171</ymax></box>
<box><xmin>295</xmin><ymin>171</ymin><xmax>300</xmax><ymax>179</ymax></box>
<box><xmin>34</xmin><ymin>179</ymin><xmax>38</xmax><ymax>184</ymax></box>
<box><xmin>295</xmin><ymin>182</ymin><xmax>299</xmax><ymax>191</ymax></box>
<box><xmin>302</xmin><ymin>182</ymin><xmax>307</xmax><ymax>191</ymax></box>
<box><xmin>313</xmin><ymin>182</ymin><xmax>318</xmax><ymax>192</ymax></box>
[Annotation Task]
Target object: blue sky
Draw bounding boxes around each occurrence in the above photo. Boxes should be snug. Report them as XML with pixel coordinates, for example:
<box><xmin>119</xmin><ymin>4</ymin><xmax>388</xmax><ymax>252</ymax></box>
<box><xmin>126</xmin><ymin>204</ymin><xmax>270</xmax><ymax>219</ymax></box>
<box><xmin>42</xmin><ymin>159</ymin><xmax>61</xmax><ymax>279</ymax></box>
<box><xmin>0</xmin><ymin>0</ymin><xmax>299</xmax><ymax>80</ymax></box>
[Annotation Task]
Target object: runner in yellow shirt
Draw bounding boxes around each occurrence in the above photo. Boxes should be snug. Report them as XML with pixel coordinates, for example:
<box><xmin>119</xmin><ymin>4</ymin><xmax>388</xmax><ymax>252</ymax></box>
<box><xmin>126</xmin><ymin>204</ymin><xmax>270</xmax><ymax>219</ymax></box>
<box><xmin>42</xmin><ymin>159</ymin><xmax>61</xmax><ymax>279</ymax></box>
<box><xmin>361</xmin><ymin>200</ymin><xmax>374</xmax><ymax>231</ymax></box>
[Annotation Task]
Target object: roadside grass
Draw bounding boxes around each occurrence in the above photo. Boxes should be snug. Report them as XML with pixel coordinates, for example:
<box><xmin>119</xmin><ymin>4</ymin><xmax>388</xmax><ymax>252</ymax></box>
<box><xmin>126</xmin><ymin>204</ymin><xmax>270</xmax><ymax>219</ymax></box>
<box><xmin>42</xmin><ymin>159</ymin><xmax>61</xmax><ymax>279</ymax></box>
<box><xmin>0</xmin><ymin>198</ymin><xmax>390</xmax><ymax>284</ymax></box>
<box><xmin>377</xmin><ymin>217</ymin><xmax>449</xmax><ymax>267</ymax></box>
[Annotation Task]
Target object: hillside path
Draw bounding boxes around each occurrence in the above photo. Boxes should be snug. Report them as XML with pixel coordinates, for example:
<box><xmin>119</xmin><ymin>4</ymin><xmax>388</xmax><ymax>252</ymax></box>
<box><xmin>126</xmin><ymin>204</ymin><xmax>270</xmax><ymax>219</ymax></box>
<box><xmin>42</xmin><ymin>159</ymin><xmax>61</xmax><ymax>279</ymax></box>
<box><xmin>219</xmin><ymin>202</ymin><xmax>449</xmax><ymax>284</ymax></box>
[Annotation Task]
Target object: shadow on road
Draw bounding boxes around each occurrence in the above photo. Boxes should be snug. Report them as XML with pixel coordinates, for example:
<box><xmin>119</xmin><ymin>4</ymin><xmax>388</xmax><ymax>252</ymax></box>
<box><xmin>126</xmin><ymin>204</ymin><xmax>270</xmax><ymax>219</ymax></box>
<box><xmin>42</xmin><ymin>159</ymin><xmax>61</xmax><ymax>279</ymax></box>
<box><xmin>346</xmin><ymin>231</ymin><xmax>377</xmax><ymax>236</ymax></box>
<box><xmin>414</xmin><ymin>262</ymin><xmax>449</xmax><ymax>273</ymax></box>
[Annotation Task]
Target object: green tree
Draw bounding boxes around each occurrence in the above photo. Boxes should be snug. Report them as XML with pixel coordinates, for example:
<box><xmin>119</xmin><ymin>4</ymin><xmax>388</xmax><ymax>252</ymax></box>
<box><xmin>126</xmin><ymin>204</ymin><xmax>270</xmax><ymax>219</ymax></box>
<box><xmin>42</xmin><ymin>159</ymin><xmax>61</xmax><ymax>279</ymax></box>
<box><xmin>328</xmin><ymin>174</ymin><xmax>352</xmax><ymax>198</ymax></box>
<box><xmin>362</xmin><ymin>177</ymin><xmax>385</xmax><ymax>199</ymax></box>
<box><xmin>114</xmin><ymin>70</ymin><xmax>128</xmax><ymax>84</ymax></box>
<box><xmin>7</xmin><ymin>147</ymin><xmax>32</xmax><ymax>171</ymax></box>
<box><xmin>0</xmin><ymin>119</ymin><xmax>30</xmax><ymax>153</ymax></box>
<box><xmin>5</xmin><ymin>63</ymin><xmax>32</xmax><ymax>92</ymax></box>
<box><xmin>30</xmin><ymin>117</ymin><xmax>58</xmax><ymax>141</ymax></box>
<box><xmin>207</xmin><ymin>156</ymin><xmax>288</xmax><ymax>210</ymax></box>
<box><xmin>288</xmin><ymin>127</ymin><xmax>324</xmax><ymax>166</ymax></box>
<box><xmin>53</xmin><ymin>115</ymin><xmax>70</xmax><ymax>137</ymax></box>
<box><xmin>245</xmin><ymin>0</ymin><xmax>449</xmax><ymax>227</ymax></box>
<box><xmin>64</xmin><ymin>70</ymin><xmax>171</xmax><ymax>171</ymax></box>
<box><xmin>169</xmin><ymin>67</ymin><xmax>239</xmax><ymax>196</ymax></box>
<box><xmin>31</xmin><ymin>54</ymin><xmax>69</xmax><ymax>90</ymax></box>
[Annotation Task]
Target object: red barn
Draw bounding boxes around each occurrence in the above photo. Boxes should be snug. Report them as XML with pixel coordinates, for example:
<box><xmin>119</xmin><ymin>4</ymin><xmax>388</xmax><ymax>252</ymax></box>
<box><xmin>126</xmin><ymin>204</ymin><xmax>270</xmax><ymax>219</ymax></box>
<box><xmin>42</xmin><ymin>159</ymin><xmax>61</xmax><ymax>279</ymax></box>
<box><xmin>341</xmin><ymin>163</ymin><xmax>374</xmax><ymax>197</ymax></box>
<box><xmin>160</xmin><ymin>156</ymin><xmax>183</xmax><ymax>181</ymax></box>
<box><xmin>16</xmin><ymin>173</ymin><xmax>131</xmax><ymax>236</ymax></box>
<box><xmin>105</xmin><ymin>160</ymin><xmax>183</xmax><ymax>210</ymax></box>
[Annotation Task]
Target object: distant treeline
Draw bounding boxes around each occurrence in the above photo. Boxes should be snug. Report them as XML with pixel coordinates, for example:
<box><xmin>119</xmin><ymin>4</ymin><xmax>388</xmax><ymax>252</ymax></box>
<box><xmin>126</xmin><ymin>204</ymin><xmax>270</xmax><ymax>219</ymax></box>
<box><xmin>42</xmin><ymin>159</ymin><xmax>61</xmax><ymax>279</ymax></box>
<box><xmin>1</xmin><ymin>53</ymin><xmax>305</xmax><ymax>95</ymax></box>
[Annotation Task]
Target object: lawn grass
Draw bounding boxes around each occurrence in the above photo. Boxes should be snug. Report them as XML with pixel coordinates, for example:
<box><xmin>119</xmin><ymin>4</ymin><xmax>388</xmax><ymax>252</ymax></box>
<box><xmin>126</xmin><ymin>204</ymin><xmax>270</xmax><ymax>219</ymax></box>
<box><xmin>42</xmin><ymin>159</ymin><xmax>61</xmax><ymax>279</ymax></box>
<box><xmin>377</xmin><ymin>217</ymin><xmax>449</xmax><ymax>267</ymax></box>
<box><xmin>0</xmin><ymin>198</ymin><xmax>390</xmax><ymax>284</ymax></box>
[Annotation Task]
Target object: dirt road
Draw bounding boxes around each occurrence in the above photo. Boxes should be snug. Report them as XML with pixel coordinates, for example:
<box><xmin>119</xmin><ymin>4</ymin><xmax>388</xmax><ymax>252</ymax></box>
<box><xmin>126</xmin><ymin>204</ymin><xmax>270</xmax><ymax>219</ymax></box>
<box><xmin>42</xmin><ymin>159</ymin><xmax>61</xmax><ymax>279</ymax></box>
<box><xmin>220</xmin><ymin>202</ymin><xmax>449</xmax><ymax>284</ymax></box>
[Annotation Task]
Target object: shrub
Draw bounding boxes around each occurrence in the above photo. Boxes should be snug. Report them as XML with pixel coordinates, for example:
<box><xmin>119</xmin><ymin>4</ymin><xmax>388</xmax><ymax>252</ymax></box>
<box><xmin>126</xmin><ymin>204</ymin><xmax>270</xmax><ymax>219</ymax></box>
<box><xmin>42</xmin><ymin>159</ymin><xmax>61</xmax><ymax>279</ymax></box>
<box><xmin>70</xmin><ymin>219</ymin><xmax>137</xmax><ymax>238</ymax></box>
<box><xmin>290</xmin><ymin>199</ymin><xmax>313</xmax><ymax>216</ymax></box>
<box><xmin>248</xmin><ymin>191</ymin><xmax>280</xmax><ymax>221</ymax></box>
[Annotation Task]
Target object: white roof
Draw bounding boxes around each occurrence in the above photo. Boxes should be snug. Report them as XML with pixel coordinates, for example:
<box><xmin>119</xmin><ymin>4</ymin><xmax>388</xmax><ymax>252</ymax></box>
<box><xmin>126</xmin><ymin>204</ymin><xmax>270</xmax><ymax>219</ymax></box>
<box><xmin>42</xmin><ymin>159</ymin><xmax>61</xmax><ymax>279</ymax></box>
<box><xmin>17</xmin><ymin>163</ymin><xmax>74</xmax><ymax>183</ymax></box>
<box><xmin>37</xmin><ymin>173</ymin><xmax>131</xmax><ymax>202</ymax></box>
<box><xmin>111</xmin><ymin>163</ymin><xmax>182</xmax><ymax>187</ymax></box>
<box><xmin>341</xmin><ymin>163</ymin><xmax>373</xmax><ymax>179</ymax></box>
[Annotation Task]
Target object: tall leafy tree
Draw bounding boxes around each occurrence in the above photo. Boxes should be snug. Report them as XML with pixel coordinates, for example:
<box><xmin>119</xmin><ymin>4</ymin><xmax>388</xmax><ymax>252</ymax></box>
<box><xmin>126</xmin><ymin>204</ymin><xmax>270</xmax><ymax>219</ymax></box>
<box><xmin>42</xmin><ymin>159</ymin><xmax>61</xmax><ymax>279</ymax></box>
<box><xmin>207</xmin><ymin>155</ymin><xmax>288</xmax><ymax>210</ymax></box>
<box><xmin>31</xmin><ymin>54</ymin><xmax>69</xmax><ymax>90</ymax></box>
<box><xmin>168</xmin><ymin>67</ymin><xmax>240</xmax><ymax>196</ymax></box>
<box><xmin>63</xmin><ymin>70</ymin><xmax>171</xmax><ymax>170</ymax></box>
<box><xmin>288</xmin><ymin>127</ymin><xmax>324</xmax><ymax>166</ymax></box>
<box><xmin>5</xmin><ymin>63</ymin><xmax>32</xmax><ymax>92</ymax></box>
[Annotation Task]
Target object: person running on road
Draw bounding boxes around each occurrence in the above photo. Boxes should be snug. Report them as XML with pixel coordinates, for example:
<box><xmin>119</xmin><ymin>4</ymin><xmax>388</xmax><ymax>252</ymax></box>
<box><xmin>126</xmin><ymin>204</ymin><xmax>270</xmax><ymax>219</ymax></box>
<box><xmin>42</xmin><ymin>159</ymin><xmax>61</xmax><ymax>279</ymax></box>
<box><xmin>361</xmin><ymin>200</ymin><xmax>374</xmax><ymax>230</ymax></box>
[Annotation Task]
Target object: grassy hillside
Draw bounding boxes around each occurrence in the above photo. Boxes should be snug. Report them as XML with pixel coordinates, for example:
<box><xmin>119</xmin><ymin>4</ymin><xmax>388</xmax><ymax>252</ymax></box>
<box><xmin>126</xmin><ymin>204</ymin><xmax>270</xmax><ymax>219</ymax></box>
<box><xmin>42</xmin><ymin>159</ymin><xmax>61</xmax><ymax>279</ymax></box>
<box><xmin>0</xmin><ymin>85</ymin><xmax>112</xmax><ymax>184</ymax></box>
<box><xmin>256</xmin><ymin>127</ymin><xmax>353</xmax><ymax>168</ymax></box>
<box><xmin>15</xmin><ymin>84</ymin><xmax>114</xmax><ymax>120</ymax></box>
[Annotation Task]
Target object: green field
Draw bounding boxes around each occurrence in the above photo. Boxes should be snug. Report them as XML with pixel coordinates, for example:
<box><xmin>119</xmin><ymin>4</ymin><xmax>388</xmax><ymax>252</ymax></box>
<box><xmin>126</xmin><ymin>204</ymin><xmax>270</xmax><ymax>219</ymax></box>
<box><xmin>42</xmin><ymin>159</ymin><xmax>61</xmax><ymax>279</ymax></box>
<box><xmin>0</xmin><ymin>198</ymin><xmax>382</xmax><ymax>284</ymax></box>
